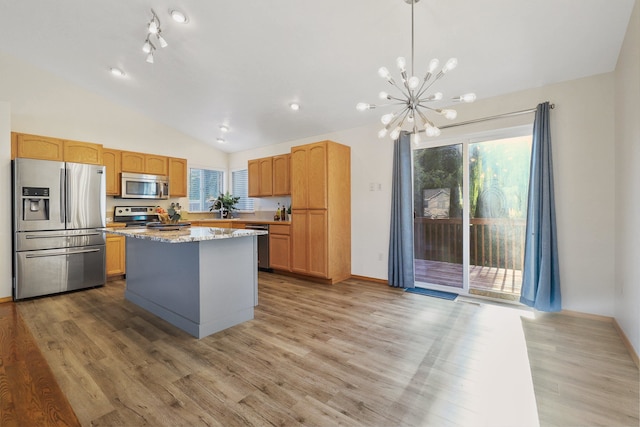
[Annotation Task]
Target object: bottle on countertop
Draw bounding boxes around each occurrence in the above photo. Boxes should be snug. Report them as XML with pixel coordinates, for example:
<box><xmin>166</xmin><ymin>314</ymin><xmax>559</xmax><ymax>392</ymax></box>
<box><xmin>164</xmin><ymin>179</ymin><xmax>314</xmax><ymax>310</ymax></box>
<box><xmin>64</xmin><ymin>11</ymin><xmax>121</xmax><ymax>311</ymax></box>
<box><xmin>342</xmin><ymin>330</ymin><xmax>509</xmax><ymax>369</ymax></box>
<box><xmin>275</xmin><ymin>203</ymin><xmax>281</xmax><ymax>221</ymax></box>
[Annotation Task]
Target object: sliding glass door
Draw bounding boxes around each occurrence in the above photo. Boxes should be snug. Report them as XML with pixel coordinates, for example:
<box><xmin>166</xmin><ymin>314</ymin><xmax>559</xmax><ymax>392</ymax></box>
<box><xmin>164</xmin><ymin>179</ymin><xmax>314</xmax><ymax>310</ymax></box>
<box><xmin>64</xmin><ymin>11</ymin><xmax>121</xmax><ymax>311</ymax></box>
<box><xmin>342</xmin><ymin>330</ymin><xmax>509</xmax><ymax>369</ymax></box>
<box><xmin>413</xmin><ymin>132</ymin><xmax>532</xmax><ymax>299</ymax></box>
<box><xmin>413</xmin><ymin>144</ymin><xmax>464</xmax><ymax>289</ymax></box>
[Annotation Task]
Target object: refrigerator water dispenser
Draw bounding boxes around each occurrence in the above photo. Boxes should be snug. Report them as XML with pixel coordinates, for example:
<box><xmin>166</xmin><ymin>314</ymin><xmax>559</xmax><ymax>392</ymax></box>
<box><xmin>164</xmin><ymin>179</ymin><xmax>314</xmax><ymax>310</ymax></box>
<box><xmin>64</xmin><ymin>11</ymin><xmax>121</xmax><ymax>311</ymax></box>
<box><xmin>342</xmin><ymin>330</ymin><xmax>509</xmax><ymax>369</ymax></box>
<box><xmin>21</xmin><ymin>187</ymin><xmax>50</xmax><ymax>221</ymax></box>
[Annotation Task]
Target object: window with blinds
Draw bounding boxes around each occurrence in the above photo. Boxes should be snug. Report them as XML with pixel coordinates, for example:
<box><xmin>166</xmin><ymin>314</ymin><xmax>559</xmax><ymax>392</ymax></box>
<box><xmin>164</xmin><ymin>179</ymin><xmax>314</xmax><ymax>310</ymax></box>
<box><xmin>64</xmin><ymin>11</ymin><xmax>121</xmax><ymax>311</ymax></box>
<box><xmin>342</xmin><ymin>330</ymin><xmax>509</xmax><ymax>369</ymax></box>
<box><xmin>232</xmin><ymin>169</ymin><xmax>254</xmax><ymax>211</ymax></box>
<box><xmin>188</xmin><ymin>168</ymin><xmax>224</xmax><ymax>212</ymax></box>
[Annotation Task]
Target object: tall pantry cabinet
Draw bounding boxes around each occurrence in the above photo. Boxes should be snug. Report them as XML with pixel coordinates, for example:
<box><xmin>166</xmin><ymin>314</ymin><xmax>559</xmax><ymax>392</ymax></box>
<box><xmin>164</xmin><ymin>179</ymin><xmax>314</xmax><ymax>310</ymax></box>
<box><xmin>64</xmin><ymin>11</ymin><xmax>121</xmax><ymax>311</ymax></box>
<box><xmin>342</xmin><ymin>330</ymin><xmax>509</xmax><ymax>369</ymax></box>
<box><xmin>290</xmin><ymin>140</ymin><xmax>351</xmax><ymax>283</ymax></box>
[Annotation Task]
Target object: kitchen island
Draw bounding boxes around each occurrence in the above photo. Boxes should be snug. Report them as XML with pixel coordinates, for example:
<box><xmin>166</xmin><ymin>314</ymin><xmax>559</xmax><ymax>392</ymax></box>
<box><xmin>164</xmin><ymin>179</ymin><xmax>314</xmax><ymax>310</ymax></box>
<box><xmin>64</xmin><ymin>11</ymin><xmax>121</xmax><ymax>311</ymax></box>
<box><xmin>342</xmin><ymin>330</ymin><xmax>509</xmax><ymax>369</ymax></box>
<box><xmin>104</xmin><ymin>226</ymin><xmax>267</xmax><ymax>338</ymax></box>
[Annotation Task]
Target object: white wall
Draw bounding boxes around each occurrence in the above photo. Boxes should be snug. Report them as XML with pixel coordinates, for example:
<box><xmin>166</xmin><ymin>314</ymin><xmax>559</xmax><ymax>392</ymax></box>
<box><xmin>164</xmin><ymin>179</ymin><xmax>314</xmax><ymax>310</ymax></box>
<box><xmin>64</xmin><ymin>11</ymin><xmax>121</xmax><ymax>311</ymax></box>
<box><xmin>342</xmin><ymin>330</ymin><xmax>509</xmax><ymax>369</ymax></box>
<box><xmin>0</xmin><ymin>103</ymin><xmax>11</xmax><ymax>299</ymax></box>
<box><xmin>0</xmin><ymin>51</ymin><xmax>229</xmax><ymax>299</ymax></box>
<box><xmin>614</xmin><ymin>0</ymin><xmax>640</xmax><ymax>356</ymax></box>
<box><xmin>231</xmin><ymin>73</ymin><xmax>618</xmax><ymax>317</ymax></box>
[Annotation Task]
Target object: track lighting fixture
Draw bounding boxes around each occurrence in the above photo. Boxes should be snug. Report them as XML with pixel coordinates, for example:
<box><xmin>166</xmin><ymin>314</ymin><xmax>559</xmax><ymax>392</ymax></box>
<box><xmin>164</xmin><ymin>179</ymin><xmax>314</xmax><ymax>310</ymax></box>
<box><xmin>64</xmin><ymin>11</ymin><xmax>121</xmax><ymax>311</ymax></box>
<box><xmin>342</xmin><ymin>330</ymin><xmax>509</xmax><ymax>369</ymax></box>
<box><xmin>143</xmin><ymin>9</ymin><xmax>167</xmax><ymax>63</ymax></box>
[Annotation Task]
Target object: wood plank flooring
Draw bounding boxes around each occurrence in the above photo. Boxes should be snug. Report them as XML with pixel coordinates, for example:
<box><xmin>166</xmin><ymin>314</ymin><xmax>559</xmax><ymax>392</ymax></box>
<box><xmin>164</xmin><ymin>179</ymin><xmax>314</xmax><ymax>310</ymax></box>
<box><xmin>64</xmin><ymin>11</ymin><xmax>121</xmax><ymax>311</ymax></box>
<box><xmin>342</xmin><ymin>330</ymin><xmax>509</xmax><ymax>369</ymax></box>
<box><xmin>0</xmin><ymin>302</ymin><xmax>80</xmax><ymax>426</ymax></box>
<box><xmin>12</xmin><ymin>273</ymin><xmax>640</xmax><ymax>426</ymax></box>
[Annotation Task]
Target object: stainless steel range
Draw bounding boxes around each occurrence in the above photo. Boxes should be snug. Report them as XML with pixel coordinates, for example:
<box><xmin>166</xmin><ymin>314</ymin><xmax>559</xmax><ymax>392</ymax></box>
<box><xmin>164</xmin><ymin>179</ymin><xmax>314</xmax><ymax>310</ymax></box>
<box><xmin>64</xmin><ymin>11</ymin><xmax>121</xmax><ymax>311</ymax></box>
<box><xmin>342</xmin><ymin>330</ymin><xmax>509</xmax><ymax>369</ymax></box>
<box><xmin>113</xmin><ymin>206</ymin><xmax>159</xmax><ymax>228</ymax></box>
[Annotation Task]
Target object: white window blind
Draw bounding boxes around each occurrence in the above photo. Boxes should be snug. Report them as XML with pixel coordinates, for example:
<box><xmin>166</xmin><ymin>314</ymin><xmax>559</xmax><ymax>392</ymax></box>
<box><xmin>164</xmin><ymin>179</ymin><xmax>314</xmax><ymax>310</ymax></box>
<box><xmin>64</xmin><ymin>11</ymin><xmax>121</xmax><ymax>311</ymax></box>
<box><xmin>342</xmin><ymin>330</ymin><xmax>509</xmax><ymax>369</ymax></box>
<box><xmin>189</xmin><ymin>168</ymin><xmax>224</xmax><ymax>212</ymax></box>
<box><xmin>232</xmin><ymin>169</ymin><xmax>254</xmax><ymax>211</ymax></box>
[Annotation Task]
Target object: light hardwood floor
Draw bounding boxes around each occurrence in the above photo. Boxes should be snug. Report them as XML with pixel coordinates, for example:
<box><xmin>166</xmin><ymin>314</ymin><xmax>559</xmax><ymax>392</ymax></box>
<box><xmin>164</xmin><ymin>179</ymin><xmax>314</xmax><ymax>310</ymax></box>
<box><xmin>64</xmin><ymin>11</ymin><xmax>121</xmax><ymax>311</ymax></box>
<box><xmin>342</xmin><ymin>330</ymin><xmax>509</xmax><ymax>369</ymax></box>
<box><xmin>16</xmin><ymin>273</ymin><xmax>639</xmax><ymax>426</ymax></box>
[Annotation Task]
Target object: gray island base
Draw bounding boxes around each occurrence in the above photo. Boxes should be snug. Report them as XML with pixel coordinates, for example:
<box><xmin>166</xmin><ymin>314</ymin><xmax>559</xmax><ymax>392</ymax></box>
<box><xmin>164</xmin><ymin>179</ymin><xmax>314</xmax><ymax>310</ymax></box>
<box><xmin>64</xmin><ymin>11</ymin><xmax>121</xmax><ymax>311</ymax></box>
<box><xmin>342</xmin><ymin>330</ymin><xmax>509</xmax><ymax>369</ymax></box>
<box><xmin>107</xmin><ymin>227</ymin><xmax>266</xmax><ymax>338</ymax></box>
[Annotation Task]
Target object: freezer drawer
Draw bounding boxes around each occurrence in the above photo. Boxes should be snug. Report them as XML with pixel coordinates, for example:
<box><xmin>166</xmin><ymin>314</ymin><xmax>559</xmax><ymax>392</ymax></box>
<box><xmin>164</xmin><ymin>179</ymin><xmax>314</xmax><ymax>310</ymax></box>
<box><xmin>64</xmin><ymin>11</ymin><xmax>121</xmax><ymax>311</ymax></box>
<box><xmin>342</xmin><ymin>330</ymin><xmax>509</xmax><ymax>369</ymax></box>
<box><xmin>14</xmin><ymin>245</ymin><xmax>106</xmax><ymax>300</ymax></box>
<box><xmin>15</xmin><ymin>229</ymin><xmax>105</xmax><ymax>251</ymax></box>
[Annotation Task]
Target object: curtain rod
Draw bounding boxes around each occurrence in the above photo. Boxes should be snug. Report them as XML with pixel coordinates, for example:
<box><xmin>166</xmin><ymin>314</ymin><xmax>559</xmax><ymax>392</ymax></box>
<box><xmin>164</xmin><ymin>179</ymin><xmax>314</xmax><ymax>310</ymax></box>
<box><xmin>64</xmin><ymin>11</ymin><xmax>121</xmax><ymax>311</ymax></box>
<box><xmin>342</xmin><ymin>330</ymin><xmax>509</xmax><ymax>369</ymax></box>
<box><xmin>435</xmin><ymin>103</ymin><xmax>555</xmax><ymax>131</ymax></box>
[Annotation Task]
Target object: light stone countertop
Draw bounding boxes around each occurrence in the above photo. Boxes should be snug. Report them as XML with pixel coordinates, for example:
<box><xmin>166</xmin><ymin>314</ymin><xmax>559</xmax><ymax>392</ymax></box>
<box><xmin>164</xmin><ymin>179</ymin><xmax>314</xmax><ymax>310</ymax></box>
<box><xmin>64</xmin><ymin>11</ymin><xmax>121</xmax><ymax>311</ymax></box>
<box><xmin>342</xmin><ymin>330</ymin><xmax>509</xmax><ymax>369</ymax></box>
<box><xmin>101</xmin><ymin>226</ymin><xmax>268</xmax><ymax>244</ymax></box>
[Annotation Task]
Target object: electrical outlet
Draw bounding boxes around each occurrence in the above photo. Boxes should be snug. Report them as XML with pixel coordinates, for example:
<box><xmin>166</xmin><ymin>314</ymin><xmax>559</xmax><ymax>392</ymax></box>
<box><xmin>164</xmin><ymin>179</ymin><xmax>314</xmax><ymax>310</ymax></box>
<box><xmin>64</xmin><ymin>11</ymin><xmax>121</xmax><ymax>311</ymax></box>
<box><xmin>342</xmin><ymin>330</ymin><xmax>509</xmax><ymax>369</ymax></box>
<box><xmin>378</xmin><ymin>252</ymin><xmax>383</xmax><ymax>261</ymax></box>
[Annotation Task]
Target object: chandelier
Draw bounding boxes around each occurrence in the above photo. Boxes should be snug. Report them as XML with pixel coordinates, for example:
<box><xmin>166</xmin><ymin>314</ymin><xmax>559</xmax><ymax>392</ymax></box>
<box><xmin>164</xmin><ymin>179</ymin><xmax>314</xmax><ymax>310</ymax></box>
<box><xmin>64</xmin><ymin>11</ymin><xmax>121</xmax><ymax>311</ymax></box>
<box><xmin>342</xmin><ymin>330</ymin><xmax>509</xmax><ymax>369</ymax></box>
<box><xmin>356</xmin><ymin>0</ymin><xmax>476</xmax><ymax>144</ymax></box>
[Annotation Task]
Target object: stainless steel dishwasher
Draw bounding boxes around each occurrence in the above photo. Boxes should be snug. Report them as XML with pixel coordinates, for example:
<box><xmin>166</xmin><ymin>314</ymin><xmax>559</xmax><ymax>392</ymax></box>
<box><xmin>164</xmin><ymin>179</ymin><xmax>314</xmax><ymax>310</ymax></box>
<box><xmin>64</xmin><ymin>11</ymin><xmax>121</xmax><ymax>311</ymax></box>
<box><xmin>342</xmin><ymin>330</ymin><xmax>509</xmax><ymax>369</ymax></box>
<box><xmin>245</xmin><ymin>224</ymin><xmax>270</xmax><ymax>271</ymax></box>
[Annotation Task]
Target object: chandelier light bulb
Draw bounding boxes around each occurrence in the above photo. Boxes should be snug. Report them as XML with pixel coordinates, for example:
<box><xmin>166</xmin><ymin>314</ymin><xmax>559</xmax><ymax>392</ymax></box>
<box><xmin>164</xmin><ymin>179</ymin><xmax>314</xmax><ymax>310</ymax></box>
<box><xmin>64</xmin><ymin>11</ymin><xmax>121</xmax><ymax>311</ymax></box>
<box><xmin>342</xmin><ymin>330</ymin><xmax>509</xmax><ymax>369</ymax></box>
<box><xmin>378</xmin><ymin>67</ymin><xmax>391</xmax><ymax>80</ymax></box>
<box><xmin>407</xmin><ymin>114</ymin><xmax>414</xmax><ymax>123</ymax></box>
<box><xmin>356</xmin><ymin>102</ymin><xmax>371</xmax><ymax>111</ymax></box>
<box><xmin>428</xmin><ymin>58</ymin><xmax>440</xmax><ymax>73</ymax></box>
<box><xmin>378</xmin><ymin>128</ymin><xmax>388</xmax><ymax>139</ymax></box>
<box><xmin>146</xmin><ymin>51</ymin><xmax>154</xmax><ymax>64</ymax></box>
<box><xmin>412</xmin><ymin>132</ymin><xmax>421</xmax><ymax>145</ymax></box>
<box><xmin>381</xmin><ymin>113</ymin><xmax>394</xmax><ymax>125</ymax></box>
<box><xmin>396</xmin><ymin>57</ymin><xmax>406</xmax><ymax>72</ymax></box>
<box><xmin>437</xmin><ymin>109</ymin><xmax>457</xmax><ymax>120</ymax></box>
<box><xmin>219</xmin><ymin>125</ymin><xmax>229</xmax><ymax>133</ymax></box>
<box><xmin>442</xmin><ymin>57</ymin><xmax>458</xmax><ymax>73</ymax></box>
<box><xmin>390</xmin><ymin>126</ymin><xmax>402</xmax><ymax>140</ymax></box>
<box><xmin>379</xmin><ymin>91</ymin><xmax>389</xmax><ymax>100</ymax></box>
<box><xmin>425</xmin><ymin>125</ymin><xmax>441</xmax><ymax>137</ymax></box>
<box><xmin>408</xmin><ymin>76</ymin><xmax>420</xmax><ymax>90</ymax></box>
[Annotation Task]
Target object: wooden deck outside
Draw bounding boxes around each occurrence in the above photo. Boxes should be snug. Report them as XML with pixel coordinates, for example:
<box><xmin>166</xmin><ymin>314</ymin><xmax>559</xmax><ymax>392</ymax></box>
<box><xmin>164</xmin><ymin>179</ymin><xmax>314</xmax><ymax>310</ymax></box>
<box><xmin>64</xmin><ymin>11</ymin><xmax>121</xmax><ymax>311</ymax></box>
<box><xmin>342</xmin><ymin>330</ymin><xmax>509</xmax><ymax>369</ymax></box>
<box><xmin>415</xmin><ymin>259</ymin><xmax>522</xmax><ymax>300</ymax></box>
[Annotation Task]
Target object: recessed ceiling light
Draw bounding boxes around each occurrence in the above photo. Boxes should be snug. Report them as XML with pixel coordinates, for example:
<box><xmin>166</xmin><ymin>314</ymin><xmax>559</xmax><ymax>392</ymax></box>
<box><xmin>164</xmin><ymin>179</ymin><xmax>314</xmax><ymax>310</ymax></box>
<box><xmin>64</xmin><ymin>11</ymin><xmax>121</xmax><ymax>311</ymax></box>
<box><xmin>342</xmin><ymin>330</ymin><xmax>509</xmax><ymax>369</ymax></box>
<box><xmin>216</xmin><ymin>137</ymin><xmax>226</xmax><ymax>144</ymax></box>
<box><xmin>289</xmin><ymin>103</ymin><xmax>300</xmax><ymax>111</ymax></box>
<box><xmin>110</xmin><ymin>67</ymin><xmax>125</xmax><ymax>77</ymax></box>
<box><xmin>219</xmin><ymin>125</ymin><xmax>229</xmax><ymax>133</ymax></box>
<box><xmin>170</xmin><ymin>9</ymin><xmax>188</xmax><ymax>23</ymax></box>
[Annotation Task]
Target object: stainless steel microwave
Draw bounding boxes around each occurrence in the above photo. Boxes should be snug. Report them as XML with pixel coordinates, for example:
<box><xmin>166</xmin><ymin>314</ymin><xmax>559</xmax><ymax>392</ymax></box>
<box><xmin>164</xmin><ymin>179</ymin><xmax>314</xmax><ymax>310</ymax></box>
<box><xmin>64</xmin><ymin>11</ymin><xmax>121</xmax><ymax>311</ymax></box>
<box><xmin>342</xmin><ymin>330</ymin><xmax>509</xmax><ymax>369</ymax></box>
<box><xmin>120</xmin><ymin>172</ymin><xmax>169</xmax><ymax>199</ymax></box>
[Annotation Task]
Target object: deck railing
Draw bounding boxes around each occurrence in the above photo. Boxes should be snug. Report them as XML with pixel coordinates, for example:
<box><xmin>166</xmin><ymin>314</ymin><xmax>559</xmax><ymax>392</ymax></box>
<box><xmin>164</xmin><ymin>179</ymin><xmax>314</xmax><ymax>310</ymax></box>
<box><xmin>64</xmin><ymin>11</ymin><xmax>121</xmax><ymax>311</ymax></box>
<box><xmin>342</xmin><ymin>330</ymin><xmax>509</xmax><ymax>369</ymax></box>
<box><xmin>414</xmin><ymin>217</ymin><xmax>526</xmax><ymax>271</ymax></box>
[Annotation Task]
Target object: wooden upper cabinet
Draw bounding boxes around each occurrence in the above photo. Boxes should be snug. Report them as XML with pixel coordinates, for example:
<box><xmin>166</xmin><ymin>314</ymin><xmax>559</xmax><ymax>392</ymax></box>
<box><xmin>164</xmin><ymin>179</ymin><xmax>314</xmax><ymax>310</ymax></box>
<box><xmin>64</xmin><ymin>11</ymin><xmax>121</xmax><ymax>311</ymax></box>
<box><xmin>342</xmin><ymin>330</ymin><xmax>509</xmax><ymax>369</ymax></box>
<box><xmin>103</xmin><ymin>148</ymin><xmax>122</xmax><ymax>195</ymax></box>
<box><xmin>121</xmin><ymin>151</ymin><xmax>146</xmax><ymax>173</ymax></box>
<box><xmin>248</xmin><ymin>159</ymin><xmax>260</xmax><ymax>197</ymax></box>
<box><xmin>13</xmin><ymin>132</ymin><xmax>103</xmax><ymax>165</ymax></box>
<box><xmin>145</xmin><ymin>154</ymin><xmax>168</xmax><ymax>175</ymax></box>
<box><xmin>291</xmin><ymin>142</ymin><xmax>328</xmax><ymax>209</ymax></box>
<box><xmin>272</xmin><ymin>154</ymin><xmax>290</xmax><ymax>196</ymax></box>
<box><xmin>168</xmin><ymin>157</ymin><xmax>187</xmax><ymax>197</ymax></box>
<box><xmin>14</xmin><ymin>133</ymin><xmax>64</xmax><ymax>161</ymax></box>
<box><xmin>121</xmin><ymin>151</ymin><xmax>168</xmax><ymax>175</ymax></box>
<box><xmin>248</xmin><ymin>157</ymin><xmax>273</xmax><ymax>197</ymax></box>
<box><xmin>258</xmin><ymin>157</ymin><xmax>273</xmax><ymax>196</ymax></box>
<box><xmin>63</xmin><ymin>139</ymin><xmax>103</xmax><ymax>165</ymax></box>
<box><xmin>307</xmin><ymin>143</ymin><xmax>328</xmax><ymax>209</ymax></box>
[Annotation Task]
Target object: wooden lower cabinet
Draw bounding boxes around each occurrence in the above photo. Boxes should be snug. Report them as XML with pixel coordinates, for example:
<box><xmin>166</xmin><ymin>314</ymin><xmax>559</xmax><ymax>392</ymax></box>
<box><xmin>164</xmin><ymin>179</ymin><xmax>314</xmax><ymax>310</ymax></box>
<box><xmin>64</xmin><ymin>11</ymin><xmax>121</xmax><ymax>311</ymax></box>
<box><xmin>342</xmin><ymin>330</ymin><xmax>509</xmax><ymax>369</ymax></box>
<box><xmin>291</xmin><ymin>210</ymin><xmax>327</xmax><ymax>278</ymax></box>
<box><xmin>269</xmin><ymin>224</ymin><xmax>291</xmax><ymax>271</ymax></box>
<box><xmin>106</xmin><ymin>234</ymin><xmax>126</xmax><ymax>278</ymax></box>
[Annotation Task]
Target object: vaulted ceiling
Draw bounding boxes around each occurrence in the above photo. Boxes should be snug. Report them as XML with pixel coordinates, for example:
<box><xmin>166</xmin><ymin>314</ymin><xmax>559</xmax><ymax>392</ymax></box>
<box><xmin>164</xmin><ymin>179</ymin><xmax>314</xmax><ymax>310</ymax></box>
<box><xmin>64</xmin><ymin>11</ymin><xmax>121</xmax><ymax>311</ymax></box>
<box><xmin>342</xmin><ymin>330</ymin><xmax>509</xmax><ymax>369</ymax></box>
<box><xmin>0</xmin><ymin>0</ymin><xmax>634</xmax><ymax>152</ymax></box>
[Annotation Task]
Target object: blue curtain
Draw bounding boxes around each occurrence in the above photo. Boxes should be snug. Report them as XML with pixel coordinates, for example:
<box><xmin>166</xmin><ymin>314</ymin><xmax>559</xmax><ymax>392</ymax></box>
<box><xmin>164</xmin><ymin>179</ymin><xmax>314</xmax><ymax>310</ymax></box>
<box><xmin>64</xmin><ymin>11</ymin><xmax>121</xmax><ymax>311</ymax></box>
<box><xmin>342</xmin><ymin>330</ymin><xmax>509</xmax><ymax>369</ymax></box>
<box><xmin>388</xmin><ymin>132</ymin><xmax>415</xmax><ymax>288</ymax></box>
<box><xmin>520</xmin><ymin>102</ymin><xmax>561</xmax><ymax>311</ymax></box>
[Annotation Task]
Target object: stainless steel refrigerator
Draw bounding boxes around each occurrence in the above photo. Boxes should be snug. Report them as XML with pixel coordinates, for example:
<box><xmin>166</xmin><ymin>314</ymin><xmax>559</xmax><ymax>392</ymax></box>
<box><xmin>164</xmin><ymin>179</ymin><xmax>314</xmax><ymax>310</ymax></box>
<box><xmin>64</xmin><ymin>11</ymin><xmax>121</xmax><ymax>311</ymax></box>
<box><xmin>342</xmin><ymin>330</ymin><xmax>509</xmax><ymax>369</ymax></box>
<box><xmin>12</xmin><ymin>158</ymin><xmax>106</xmax><ymax>300</ymax></box>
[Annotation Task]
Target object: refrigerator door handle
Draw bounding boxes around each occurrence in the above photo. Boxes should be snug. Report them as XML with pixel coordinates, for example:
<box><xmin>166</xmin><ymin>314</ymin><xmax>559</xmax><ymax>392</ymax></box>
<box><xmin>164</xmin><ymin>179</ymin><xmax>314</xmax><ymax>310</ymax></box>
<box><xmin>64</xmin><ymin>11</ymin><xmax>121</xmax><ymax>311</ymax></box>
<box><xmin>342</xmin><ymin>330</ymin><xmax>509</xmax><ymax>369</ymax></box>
<box><xmin>60</xmin><ymin>168</ymin><xmax>66</xmax><ymax>223</ymax></box>
<box><xmin>25</xmin><ymin>232</ymin><xmax>101</xmax><ymax>239</ymax></box>
<box><xmin>25</xmin><ymin>248</ymin><xmax>101</xmax><ymax>258</ymax></box>
<box><xmin>65</xmin><ymin>167</ymin><xmax>71</xmax><ymax>224</ymax></box>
